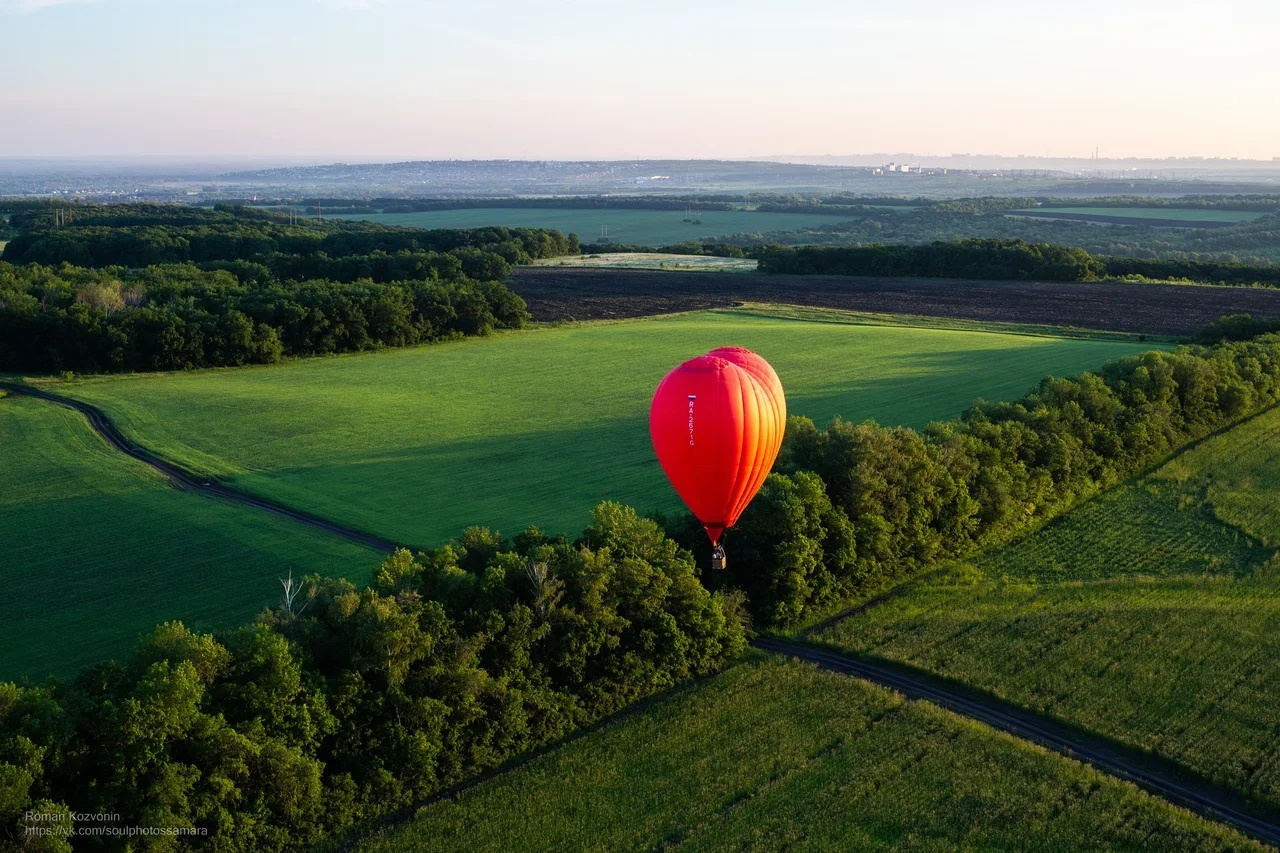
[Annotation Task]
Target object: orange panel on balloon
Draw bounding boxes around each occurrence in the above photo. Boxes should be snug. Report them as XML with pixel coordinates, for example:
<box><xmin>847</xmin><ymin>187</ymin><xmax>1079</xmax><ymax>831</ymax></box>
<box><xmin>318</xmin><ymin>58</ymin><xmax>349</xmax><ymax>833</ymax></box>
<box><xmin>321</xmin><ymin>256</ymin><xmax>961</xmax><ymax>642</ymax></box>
<box><xmin>705</xmin><ymin>346</ymin><xmax>787</xmax><ymax>525</ymax></box>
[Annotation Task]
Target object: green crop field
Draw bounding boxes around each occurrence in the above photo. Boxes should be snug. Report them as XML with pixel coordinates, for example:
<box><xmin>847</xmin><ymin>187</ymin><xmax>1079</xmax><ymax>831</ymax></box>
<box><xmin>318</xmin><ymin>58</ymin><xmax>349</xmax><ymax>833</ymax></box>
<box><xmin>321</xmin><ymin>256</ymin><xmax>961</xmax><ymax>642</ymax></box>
<box><xmin>328</xmin><ymin>207</ymin><xmax>865</xmax><ymax>247</ymax></box>
<box><xmin>0</xmin><ymin>394</ymin><xmax>382</xmax><ymax>681</ymax></box>
<box><xmin>44</xmin><ymin>308</ymin><xmax>1160</xmax><ymax>549</ymax></box>
<box><xmin>816</xmin><ymin>404</ymin><xmax>1280</xmax><ymax>808</ymax></box>
<box><xmin>357</xmin><ymin>656</ymin><xmax>1258</xmax><ymax>852</ymax></box>
<box><xmin>1022</xmin><ymin>207</ymin><xmax>1266</xmax><ymax>223</ymax></box>
<box><xmin>1154</xmin><ymin>408</ymin><xmax>1280</xmax><ymax>545</ymax></box>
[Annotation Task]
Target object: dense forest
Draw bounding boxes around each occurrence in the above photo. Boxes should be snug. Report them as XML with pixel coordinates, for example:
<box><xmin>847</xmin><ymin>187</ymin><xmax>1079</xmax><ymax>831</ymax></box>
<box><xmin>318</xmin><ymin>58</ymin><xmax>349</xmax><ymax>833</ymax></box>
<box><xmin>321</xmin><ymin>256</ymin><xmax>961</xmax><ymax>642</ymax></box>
<box><xmin>0</xmin><ymin>263</ymin><xmax>529</xmax><ymax>373</ymax></box>
<box><xmin>1</xmin><ymin>204</ymin><xmax>579</xmax><ymax>269</ymax></box>
<box><xmin>757</xmin><ymin>239</ymin><xmax>1280</xmax><ymax>287</ymax></box>
<box><xmin>0</xmin><ymin>205</ymin><xmax>578</xmax><ymax>373</ymax></box>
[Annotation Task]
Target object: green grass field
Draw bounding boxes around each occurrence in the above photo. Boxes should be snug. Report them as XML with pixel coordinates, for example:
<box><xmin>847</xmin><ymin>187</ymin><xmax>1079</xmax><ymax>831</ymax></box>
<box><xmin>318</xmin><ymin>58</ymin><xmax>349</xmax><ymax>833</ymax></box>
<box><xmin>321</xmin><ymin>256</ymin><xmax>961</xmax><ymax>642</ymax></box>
<box><xmin>47</xmin><ymin>309</ymin><xmax>1160</xmax><ymax>548</ymax></box>
<box><xmin>356</xmin><ymin>656</ymin><xmax>1259</xmax><ymax>852</ymax></box>
<box><xmin>0</xmin><ymin>394</ymin><xmax>382</xmax><ymax>681</ymax></box>
<box><xmin>532</xmin><ymin>252</ymin><xmax>759</xmax><ymax>272</ymax></box>
<box><xmin>816</xmin><ymin>404</ymin><xmax>1280</xmax><ymax>808</ymax></box>
<box><xmin>1024</xmin><ymin>207</ymin><xmax>1266</xmax><ymax>223</ymax></box>
<box><xmin>328</xmin><ymin>208</ymin><xmax>864</xmax><ymax>247</ymax></box>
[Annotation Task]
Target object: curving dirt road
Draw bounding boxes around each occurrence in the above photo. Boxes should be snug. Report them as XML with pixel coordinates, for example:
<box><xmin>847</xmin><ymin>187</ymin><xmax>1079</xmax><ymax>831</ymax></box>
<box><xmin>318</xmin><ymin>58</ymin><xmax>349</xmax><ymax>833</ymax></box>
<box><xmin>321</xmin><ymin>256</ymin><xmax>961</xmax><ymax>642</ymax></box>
<box><xmin>0</xmin><ymin>381</ymin><xmax>404</xmax><ymax>553</ymax></box>
<box><xmin>753</xmin><ymin>637</ymin><xmax>1280</xmax><ymax>848</ymax></box>
<box><xmin>7</xmin><ymin>379</ymin><xmax>1279</xmax><ymax>847</ymax></box>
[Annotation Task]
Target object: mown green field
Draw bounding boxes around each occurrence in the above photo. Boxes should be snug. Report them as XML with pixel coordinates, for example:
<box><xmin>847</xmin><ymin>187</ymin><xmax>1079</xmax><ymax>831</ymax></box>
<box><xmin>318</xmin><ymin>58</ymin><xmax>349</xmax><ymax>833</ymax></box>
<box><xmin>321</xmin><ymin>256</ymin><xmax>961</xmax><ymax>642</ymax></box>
<box><xmin>49</xmin><ymin>308</ymin><xmax>1160</xmax><ymax>548</ymax></box>
<box><xmin>328</xmin><ymin>208</ymin><xmax>863</xmax><ymax>247</ymax></box>
<box><xmin>532</xmin><ymin>251</ymin><xmax>759</xmax><ymax>272</ymax></box>
<box><xmin>816</xmin><ymin>404</ymin><xmax>1280</xmax><ymax>808</ymax></box>
<box><xmin>357</xmin><ymin>656</ymin><xmax>1258</xmax><ymax>852</ymax></box>
<box><xmin>0</xmin><ymin>394</ymin><xmax>382</xmax><ymax>681</ymax></box>
<box><xmin>1026</xmin><ymin>207</ymin><xmax>1265</xmax><ymax>223</ymax></box>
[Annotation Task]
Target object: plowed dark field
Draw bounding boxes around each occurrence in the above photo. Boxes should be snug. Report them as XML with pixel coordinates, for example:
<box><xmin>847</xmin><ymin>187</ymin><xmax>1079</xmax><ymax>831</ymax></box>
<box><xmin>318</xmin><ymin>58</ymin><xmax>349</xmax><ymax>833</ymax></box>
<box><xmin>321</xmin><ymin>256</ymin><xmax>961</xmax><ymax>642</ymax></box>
<box><xmin>508</xmin><ymin>268</ymin><xmax>1280</xmax><ymax>336</ymax></box>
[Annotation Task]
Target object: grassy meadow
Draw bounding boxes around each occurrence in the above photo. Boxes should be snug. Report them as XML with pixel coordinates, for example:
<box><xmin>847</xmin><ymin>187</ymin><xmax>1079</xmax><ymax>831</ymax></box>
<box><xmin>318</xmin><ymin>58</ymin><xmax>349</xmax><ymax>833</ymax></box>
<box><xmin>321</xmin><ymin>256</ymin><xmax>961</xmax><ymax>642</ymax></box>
<box><xmin>532</xmin><ymin>251</ymin><xmax>759</xmax><ymax>272</ymax></box>
<box><xmin>357</xmin><ymin>656</ymin><xmax>1259</xmax><ymax>852</ymax></box>
<box><xmin>816</xmin><ymin>404</ymin><xmax>1280</xmax><ymax>808</ymax></box>
<box><xmin>328</xmin><ymin>207</ymin><xmax>864</xmax><ymax>247</ymax></box>
<box><xmin>48</xmin><ymin>308</ymin><xmax>1161</xmax><ymax>548</ymax></box>
<box><xmin>0</xmin><ymin>394</ymin><xmax>382</xmax><ymax>681</ymax></box>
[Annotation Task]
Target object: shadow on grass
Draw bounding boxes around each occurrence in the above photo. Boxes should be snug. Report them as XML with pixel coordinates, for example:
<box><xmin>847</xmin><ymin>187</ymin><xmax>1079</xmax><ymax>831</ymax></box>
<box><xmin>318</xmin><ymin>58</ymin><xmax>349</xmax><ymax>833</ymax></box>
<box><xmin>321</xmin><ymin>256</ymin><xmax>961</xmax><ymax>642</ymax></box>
<box><xmin>212</xmin><ymin>348</ymin><xmax>1085</xmax><ymax>547</ymax></box>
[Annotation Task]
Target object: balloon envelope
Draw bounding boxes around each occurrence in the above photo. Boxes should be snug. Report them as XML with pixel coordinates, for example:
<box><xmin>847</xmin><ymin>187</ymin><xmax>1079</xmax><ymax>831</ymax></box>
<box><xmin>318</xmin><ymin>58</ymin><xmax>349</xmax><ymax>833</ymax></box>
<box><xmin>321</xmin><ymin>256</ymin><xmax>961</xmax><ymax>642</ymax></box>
<box><xmin>649</xmin><ymin>351</ymin><xmax>785</xmax><ymax>544</ymax></box>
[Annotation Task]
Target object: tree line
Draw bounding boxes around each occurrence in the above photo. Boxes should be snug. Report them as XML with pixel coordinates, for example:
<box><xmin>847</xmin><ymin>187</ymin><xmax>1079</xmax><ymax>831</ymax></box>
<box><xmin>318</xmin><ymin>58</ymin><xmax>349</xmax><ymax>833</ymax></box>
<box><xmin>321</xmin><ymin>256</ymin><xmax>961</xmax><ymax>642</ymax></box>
<box><xmin>756</xmin><ymin>239</ymin><xmax>1280</xmax><ymax>286</ymax></box>
<box><xmin>757</xmin><ymin>239</ymin><xmax>1103</xmax><ymax>281</ymax></box>
<box><xmin>1</xmin><ymin>205</ymin><xmax>578</xmax><ymax>270</ymax></box>
<box><xmin>0</xmin><ymin>262</ymin><xmax>530</xmax><ymax>373</ymax></box>
<box><xmin>1030</xmin><ymin>194</ymin><xmax>1280</xmax><ymax>213</ymax></box>
<box><xmin>0</xmin><ymin>506</ymin><xmax>746</xmax><ymax>851</ymax></box>
<box><xmin>0</xmin><ymin>204</ymin><xmax>585</xmax><ymax>373</ymax></box>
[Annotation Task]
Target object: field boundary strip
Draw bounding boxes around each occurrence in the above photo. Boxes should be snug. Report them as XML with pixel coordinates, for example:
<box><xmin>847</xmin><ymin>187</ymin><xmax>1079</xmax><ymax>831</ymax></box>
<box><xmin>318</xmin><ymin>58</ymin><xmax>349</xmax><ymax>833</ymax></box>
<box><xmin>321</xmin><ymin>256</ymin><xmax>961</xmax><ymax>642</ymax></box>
<box><xmin>10</xmin><ymin>378</ymin><xmax>1280</xmax><ymax>847</ymax></box>
<box><xmin>0</xmin><ymin>381</ymin><xmax>405</xmax><ymax>554</ymax></box>
<box><xmin>751</xmin><ymin>637</ymin><xmax>1280</xmax><ymax>848</ymax></box>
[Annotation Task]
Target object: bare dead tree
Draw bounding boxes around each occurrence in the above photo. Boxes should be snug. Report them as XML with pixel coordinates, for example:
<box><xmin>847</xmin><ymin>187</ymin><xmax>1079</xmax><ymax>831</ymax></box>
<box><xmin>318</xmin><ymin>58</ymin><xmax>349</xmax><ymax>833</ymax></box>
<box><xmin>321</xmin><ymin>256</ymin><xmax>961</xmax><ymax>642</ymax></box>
<box><xmin>280</xmin><ymin>570</ymin><xmax>312</xmax><ymax>615</ymax></box>
<box><xmin>525</xmin><ymin>560</ymin><xmax>564</xmax><ymax>624</ymax></box>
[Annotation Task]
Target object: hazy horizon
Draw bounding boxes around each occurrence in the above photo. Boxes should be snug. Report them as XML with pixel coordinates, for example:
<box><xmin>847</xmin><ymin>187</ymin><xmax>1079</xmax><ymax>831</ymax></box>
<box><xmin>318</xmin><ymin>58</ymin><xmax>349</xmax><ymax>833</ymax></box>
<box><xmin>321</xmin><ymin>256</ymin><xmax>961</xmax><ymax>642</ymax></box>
<box><xmin>3</xmin><ymin>0</ymin><xmax>1277</xmax><ymax>161</ymax></box>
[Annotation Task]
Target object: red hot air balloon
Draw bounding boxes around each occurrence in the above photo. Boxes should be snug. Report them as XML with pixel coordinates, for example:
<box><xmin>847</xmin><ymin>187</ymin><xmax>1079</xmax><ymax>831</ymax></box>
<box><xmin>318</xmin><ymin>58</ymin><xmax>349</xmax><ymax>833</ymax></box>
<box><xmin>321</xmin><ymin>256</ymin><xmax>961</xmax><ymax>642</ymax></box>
<box><xmin>649</xmin><ymin>349</ymin><xmax>786</xmax><ymax>566</ymax></box>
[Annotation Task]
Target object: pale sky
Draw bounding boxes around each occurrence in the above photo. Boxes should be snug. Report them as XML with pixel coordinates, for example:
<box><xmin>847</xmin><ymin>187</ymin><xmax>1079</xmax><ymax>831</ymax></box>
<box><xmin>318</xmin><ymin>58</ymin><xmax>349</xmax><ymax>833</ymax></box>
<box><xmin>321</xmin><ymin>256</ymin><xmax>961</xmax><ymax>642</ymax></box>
<box><xmin>2</xmin><ymin>0</ymin><xmax>1277</xmax><ymax>160</ymax></box>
